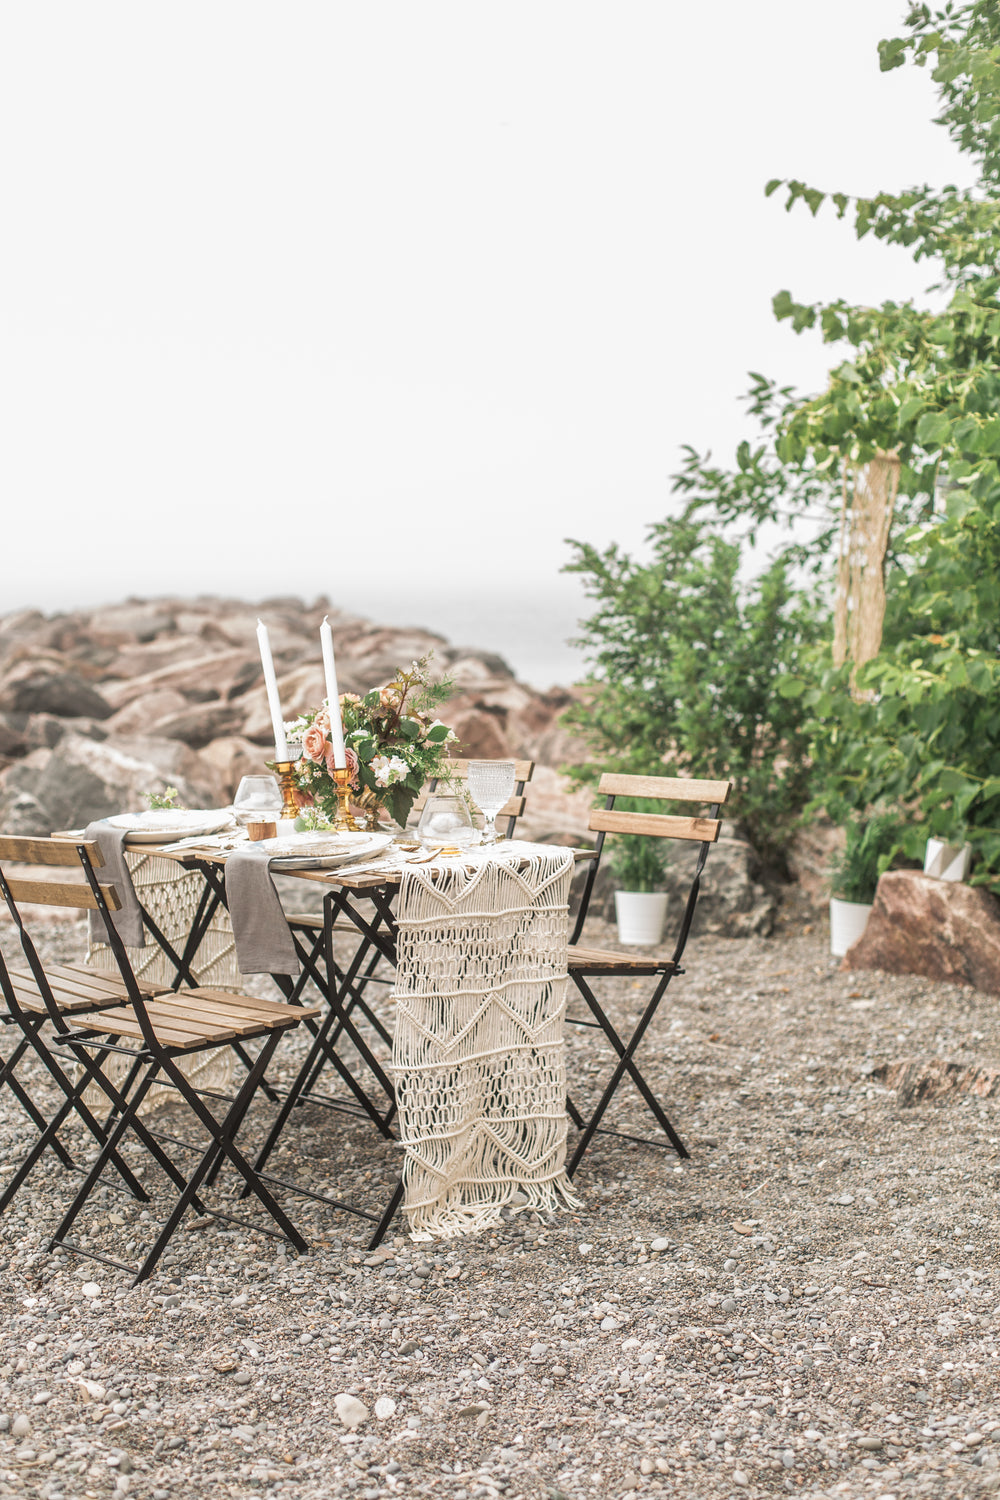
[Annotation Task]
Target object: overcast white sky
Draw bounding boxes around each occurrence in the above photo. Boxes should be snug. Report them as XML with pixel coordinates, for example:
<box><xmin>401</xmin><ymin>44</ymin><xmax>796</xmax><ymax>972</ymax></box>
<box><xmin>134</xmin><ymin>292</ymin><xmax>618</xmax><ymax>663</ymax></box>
<box><xmin>0</xmin><ymin>2</ymin><xmax>968</xmax><ymax>685</ymax></box>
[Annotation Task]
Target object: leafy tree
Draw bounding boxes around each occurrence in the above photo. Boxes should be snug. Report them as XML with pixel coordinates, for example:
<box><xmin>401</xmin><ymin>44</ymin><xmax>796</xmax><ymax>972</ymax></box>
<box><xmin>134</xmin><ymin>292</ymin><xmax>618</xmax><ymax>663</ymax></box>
<box><xmin>656</xmin><ymin>3</ymin><xmax>1000</xmax><ymax>888</ymax></box>
<box><xmin>761</xmin><ymin>1</ymin><xmax>1000</xmax><ymax>886</ymax></box>
<box><xmin>569</xmin><ymin>3</ymin><xmax>1000</xmax><ymax>888</ymax></box>
<box><xmin>563</xmin><ymin>516</ymin><xmax>822</xmax><ymax>878</ymax></box>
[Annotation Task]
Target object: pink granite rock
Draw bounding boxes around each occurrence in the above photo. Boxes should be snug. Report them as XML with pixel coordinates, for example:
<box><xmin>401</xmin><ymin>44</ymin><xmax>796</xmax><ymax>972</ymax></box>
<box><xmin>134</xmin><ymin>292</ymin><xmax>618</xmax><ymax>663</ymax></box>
<box><xmin>842</xmin><ymin>869</ymin><xmax>1000</xmax><ymax>994</ymax></box>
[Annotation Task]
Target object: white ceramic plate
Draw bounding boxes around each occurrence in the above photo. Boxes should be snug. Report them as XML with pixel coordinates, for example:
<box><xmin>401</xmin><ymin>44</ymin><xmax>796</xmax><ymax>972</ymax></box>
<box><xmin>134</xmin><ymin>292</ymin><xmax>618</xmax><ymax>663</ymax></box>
<box><xmin>107</xmin><ymin>809</ymin><xmax>235</xmax><ymax>844</ymax></box>
<box><xmin>257</xmin><ymin>831</ymin><xmax>394</xmax><ymax>870</ymax></box>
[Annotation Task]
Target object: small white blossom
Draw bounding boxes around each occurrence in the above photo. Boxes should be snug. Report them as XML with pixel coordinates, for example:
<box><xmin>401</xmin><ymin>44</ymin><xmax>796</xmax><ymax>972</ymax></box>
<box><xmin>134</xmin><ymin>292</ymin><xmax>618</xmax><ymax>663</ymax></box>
<box><xmin>372</xmin><ymin>754</ymin><xmax>410</xmax><ymax>788</ymax></box>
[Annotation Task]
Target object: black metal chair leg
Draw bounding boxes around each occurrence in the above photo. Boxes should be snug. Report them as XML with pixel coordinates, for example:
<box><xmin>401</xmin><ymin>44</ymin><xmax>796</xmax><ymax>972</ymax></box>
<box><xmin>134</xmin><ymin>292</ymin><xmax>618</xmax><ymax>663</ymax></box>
<box><xmin>566</xmin><ymin>970</ymin><xmax>687</xmax><ymax>1176</ymax></box>
<box><xmin>368</xmin><ymin>1178</ymin><xmax>404</xmax><ymax>1250</ymax></box>
<box><xmin>49</xmin><ymin>1065</ymin><xmax>161</xmax><ymax>1252</ymax></box>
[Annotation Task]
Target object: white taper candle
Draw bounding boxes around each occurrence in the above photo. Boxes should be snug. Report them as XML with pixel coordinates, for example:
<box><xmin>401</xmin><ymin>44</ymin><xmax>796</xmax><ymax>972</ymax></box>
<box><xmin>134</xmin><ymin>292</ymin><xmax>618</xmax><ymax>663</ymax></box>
<box><xmin>320</xmin><ymin>616</ymin><xmax>347</xmax><ymax>769</ymax></box>
<box><xmin>256</xmin><ymin>619</ymin><xmax>289</xmax><ymax>761</ymax></box>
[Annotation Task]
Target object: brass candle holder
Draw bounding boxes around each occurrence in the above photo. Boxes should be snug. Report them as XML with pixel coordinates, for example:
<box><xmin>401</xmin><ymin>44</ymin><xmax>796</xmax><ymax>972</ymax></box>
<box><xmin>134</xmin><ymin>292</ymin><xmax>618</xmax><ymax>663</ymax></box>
<box><xmin>332</xmin><ymin>766</ymin><xmax>362</xmax><ymax>831</ymax></box>
<box><xmin>272</xmin><ymin>761</ymin><xmax>301</xmax><ymax>825</ymax></box>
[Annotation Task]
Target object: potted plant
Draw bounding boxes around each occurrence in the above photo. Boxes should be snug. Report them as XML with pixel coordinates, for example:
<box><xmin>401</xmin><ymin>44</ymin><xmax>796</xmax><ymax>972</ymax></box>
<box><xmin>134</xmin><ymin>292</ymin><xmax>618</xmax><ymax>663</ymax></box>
<box><xmin>829</xmin><ymin>811</ymin><xmax>903</xmax><ymax>957</ymax></box>
<box><xmin>923</xmin><ymin>835</ymin><xmax>972</xmax><ymax>883</ymax></box>
<box><xmin>609</xmin><ymin>834</ymin><xmax>671</xmax><ymax>946</ymax></box>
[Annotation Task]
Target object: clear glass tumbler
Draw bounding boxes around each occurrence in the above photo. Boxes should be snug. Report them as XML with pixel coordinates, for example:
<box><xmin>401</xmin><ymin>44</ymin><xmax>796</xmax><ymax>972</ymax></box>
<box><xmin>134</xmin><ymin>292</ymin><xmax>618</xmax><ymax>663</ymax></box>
<box><xmin>232</xmin><ymin>775</ymin><xmax>283</xmax><ymax>830</ymax></box>
<box><xmin>416</xmin><ymin>794</ymin><xmax>475</xmax><ymax>850</ymax></box>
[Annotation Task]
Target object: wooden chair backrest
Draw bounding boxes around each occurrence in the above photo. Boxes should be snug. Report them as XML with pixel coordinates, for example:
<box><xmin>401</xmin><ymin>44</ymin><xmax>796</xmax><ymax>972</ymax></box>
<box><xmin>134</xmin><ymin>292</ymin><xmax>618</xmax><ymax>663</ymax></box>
<box><xmin>570</xmin><ymin>771</ymin><xmax>733</xmax><ymax>951</ymax></box>
<box><xmin>414</xmin><ymin>759</ymin><xmax>535</xmax><ymax>834</ymax></box>
<box><xmin>587</xmin><ymin>773</ymin><xmax>732</xmax><ymax>845</ymax></box>
<box><xmin>0</xmin><ymin>836</ymin><xmax>121</xmax><ymax>911</ymax></box>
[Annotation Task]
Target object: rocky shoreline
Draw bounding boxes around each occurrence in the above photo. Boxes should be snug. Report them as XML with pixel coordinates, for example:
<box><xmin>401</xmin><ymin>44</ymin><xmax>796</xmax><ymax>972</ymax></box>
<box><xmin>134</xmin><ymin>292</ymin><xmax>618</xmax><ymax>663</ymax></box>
<box><xmin>0</xmin><ymin>597</ymin><xmax>780</xmax><ymax>937</ymax></box>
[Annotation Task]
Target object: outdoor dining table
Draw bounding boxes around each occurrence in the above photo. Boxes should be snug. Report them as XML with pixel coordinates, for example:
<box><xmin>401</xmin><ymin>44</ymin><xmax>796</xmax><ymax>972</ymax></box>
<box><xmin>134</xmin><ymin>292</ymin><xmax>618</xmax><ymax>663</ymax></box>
<box><xmin>57</xmin><ymin>824</ymin><xmax>589</xmax><ymax>1242</ymax></box>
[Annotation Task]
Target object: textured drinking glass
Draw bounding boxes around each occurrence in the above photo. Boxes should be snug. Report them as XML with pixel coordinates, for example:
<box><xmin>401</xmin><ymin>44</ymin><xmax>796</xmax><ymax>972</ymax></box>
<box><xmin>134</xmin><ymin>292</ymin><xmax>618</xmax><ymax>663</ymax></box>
<box><xmin>232</xmin><ymin>775</ymin><xmax>283</xmax><ymax>828</ymax></box>
<box><xmin>467</xmin><ymin>760</ymin><xmax>516</xmax><ymax>844</ymax></box>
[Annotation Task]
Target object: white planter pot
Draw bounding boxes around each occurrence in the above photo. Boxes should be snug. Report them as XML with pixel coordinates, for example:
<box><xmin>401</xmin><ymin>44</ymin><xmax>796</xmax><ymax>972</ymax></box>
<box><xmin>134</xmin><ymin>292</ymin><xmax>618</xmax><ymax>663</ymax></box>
<box><xmin>614</xmin><ymin>891</ymin><xmax>668</xmax><ymax>946</ymax></box>
<box><xmin>923</xmin><ymin>838</ymin><xmax>972</xmax><ymax>883</ymax></box>
<box><xmin>829</xmin><ymin>897</ymin><xmax>873</xmax><ymax>958</ymax></box>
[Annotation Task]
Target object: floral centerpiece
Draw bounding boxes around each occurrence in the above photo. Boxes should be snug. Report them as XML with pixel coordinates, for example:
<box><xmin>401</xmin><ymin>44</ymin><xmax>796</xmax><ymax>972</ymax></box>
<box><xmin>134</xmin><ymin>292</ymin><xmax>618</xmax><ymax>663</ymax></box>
<box><xmin>283</xmin><ymin>656</ymin><xmax>458</xmax><ymax>829</ymax></box>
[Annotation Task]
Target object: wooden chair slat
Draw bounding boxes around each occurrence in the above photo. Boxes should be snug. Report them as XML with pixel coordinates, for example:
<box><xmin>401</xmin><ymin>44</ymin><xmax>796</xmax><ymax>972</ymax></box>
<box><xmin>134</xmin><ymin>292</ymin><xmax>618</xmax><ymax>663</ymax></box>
<box><xmin>8</xmin><ymin>984</ymin><xmax>101</xmax><ymax>1015</ymax></box>
<box><xmin>43</xmin><ymin>965</ymin><xmax>165</xmax><ymax>998</ymax></box>
<box><xmin>5</xmin><ymin>879</ymin><xmax>122</xmax><ymax>911</ymax></box>
<box><xmin>568</xmin><ymin>945</ymin><xmax>672</xmax><ymax>973</ymax></box>
<box><xmin>596</xmin><ymin>773</ymin><xmax>732</xmax><ymax>804</ymax></box>
<box><xmin>81</xmin><ymin>1010</ymin><xmax>213</xmax><ymax>1047</ymax></box>
<box><xmin>588</xmin><ymin>809</ymin><xmax>721</xmax><ymax>843</ymax></box>
<box><xmin>0</xmin><ymin>836</ymin><xmax>105</xmax><ymax>867</ymax></box>
<box><xmin>182</xmin><ymin>988</ymin><xmax>320</xmax><ymax>1021</ymax></box>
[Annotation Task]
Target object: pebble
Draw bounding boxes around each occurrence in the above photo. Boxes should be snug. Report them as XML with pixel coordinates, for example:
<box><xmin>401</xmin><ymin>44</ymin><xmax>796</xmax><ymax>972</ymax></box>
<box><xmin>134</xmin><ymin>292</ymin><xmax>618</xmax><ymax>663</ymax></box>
<box><xmin>1</xmin><ymin>917</ymin><xmax>995</xmax><ymax>1500</ymax></box>
<box><xmin>334</xmin><ymin>1394</ymin><xmax>369</xmax><ymax>1430</ymax></box>
<box><xmin>858</xmin><ymin>1435</ymin><xmax>884</xmax><ymax>1450</ymax></box>
<box><xmin>81</xmin><ymin>1282</ymin><xmax>101</xmax><ymax>1298</ymax></box>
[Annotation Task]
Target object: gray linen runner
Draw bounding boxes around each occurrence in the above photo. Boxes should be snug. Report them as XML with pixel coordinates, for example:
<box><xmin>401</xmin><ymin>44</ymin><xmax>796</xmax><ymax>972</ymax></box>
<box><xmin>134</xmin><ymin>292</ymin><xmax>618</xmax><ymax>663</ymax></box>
<box><xmin>84</xmin><ymin>821</ymin><xmax>146</xmax><ymax>949</ymax></box>
<box><xmin>224</xmin><ymin>847</ymin><xmax>299</xmax><ymax>975</ymax></box>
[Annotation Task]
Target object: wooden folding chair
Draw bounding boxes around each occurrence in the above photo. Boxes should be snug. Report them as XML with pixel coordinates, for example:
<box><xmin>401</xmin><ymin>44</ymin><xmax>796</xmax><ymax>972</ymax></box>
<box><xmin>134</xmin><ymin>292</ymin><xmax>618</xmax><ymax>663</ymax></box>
<box><xmin>0</xmin><ymin>837</ymin><xmax>323</xmax><ymax>1282</ymax></box>
<box><xmin>0</xmin><ymin>836</ymin><xmax>171</xmax><ymax>1212</ymax></box>
<box><xmin>564</xmin><ymin>772</ymin><xmax>732</xmax><ymax>1176</ymax></box>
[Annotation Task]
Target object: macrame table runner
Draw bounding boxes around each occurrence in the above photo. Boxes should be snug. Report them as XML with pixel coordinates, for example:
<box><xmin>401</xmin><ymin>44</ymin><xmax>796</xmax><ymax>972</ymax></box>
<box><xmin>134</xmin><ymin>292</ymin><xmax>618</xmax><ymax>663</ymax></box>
<box><xmin>391</xmin><ymin>844</ymin><xmax>580</xmax><ymax>1239</ymax></box>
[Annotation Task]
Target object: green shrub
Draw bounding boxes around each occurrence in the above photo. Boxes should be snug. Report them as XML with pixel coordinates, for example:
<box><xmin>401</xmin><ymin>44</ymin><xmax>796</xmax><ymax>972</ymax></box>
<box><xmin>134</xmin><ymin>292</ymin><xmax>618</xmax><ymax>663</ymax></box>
<box><xmin>563</xmin><ymin>516</ymin><xmax>823</xmax><ymax>878</ymax></box>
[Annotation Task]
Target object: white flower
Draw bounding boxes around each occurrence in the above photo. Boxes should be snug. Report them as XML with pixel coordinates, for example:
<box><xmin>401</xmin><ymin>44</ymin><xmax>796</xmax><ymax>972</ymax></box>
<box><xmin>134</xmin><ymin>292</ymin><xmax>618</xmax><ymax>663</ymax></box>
<box><xmin>372</xmin><ymin>754</ymin><xmax>410</xmax><ymax>788</ymax></box>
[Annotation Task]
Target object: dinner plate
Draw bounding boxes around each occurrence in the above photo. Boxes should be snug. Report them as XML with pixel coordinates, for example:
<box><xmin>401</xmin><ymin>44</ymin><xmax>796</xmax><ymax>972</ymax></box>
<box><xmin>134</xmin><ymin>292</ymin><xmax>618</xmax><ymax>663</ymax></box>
<box><xmin>107</xmin><ymin>809</ymin><xmax>235</xmax><ymax>844</ymax></box>
<box><xmin>257</xmin><ymin>831</ymin><xmax>394</xmax><ymax>871</ymax></box>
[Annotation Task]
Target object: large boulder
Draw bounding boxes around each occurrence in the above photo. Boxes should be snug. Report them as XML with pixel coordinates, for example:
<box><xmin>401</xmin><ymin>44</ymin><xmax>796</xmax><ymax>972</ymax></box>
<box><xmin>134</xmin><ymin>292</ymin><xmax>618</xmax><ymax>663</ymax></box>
<box><xmin>843</xmin><ymin>868</ymin><xmax>1000</xmax><ymax>993</ymax></box>
<box><xmin>104</xmin><ymin>689</ymin><xmax>191</xmax><ymax>737</ymax></box>
<box><xmin>0</xmin><ymin>669</ymin><xmax>113</xmax><ymax>720</ymax></box>
<box><xmin>0</xmin><ymin>731</ymin><xmax>225</xmax><ymax>835</ymax></box>
<box><xmin>100</xmin><ymin>648</ymin><xmax>258</xmax><ymax>710</ymax></box>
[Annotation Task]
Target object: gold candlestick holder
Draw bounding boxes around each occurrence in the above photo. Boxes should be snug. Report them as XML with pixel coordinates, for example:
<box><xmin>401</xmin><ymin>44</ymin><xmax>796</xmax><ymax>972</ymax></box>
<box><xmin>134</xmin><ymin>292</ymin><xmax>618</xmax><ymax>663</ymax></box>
<box><xmin>332</xmin><ymin>766</ymin><xmax>362</xmax><ymax>831</ymax></box>
<box><xmin>272</xmin><ymin>761</ymin><xmax>301</xmax><ymax>825</ymax></box>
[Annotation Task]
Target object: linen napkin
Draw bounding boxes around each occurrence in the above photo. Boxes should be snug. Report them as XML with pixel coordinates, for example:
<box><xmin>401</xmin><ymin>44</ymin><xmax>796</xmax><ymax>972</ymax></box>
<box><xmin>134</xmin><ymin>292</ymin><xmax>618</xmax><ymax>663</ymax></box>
<box><xmin>224</xmin><ymin>846</ymin><xmax>299</xmax><ymax>975</ymax></box>
<box><xmin>84</xmin><ymin>820</ymin><xmax>147</xmax><ymax>949</ymax></box>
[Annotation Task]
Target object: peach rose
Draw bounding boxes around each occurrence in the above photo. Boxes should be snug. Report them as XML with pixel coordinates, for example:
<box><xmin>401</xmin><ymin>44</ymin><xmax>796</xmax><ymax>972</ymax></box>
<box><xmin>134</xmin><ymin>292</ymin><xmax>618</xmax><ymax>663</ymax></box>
<box><xmin>293</xmin><ymin>788</ymin><xmax>315</xmax><ymax>809</ymax></box>
<box><xmin>302</xmin><ymin>723</ymin><xmax>328</xmax><ymax>763</ymax></box>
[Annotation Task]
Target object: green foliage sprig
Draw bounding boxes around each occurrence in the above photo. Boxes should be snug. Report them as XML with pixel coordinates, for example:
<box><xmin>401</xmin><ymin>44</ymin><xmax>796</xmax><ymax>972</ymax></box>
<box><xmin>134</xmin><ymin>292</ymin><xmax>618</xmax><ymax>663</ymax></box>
<box><xmin>829</xmin><ymin>812</ymin><xmax>907</xmax><ymax>906</ymax></box>
<box><xmin>145</xmin><ymin>786</ymin><xmax>180</xmax><ymax>811</ymax></box>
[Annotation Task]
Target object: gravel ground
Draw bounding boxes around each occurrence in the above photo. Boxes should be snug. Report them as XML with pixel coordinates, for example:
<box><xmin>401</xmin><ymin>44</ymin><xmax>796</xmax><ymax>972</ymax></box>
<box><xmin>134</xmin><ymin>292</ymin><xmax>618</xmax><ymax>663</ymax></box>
<box><xmin>3</xmin><ymin>906</ymin><xmax>1000</xmax><ymax>1500</ymax></box>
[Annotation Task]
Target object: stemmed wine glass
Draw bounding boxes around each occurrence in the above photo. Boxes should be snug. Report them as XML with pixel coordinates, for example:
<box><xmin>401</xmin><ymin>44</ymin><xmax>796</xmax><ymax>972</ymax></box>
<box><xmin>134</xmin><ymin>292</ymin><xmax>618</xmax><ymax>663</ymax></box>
<box><xmin>467</xmin><ymin>760</ymin><xmax>516</xmax><ymax>845</ymax></box>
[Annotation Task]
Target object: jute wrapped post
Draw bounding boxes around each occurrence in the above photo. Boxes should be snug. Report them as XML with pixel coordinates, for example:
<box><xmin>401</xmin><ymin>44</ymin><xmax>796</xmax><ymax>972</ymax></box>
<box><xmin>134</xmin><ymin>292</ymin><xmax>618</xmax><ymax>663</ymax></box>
<box><xmin>833</xmin><ymin>450</ymin><xmax>901</xmax><ymax>691</ymax></box>
<box><xmin>391</xmin><ymin>846</ymin><xmax>580</xmax><ymax>1239</ymax></box>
